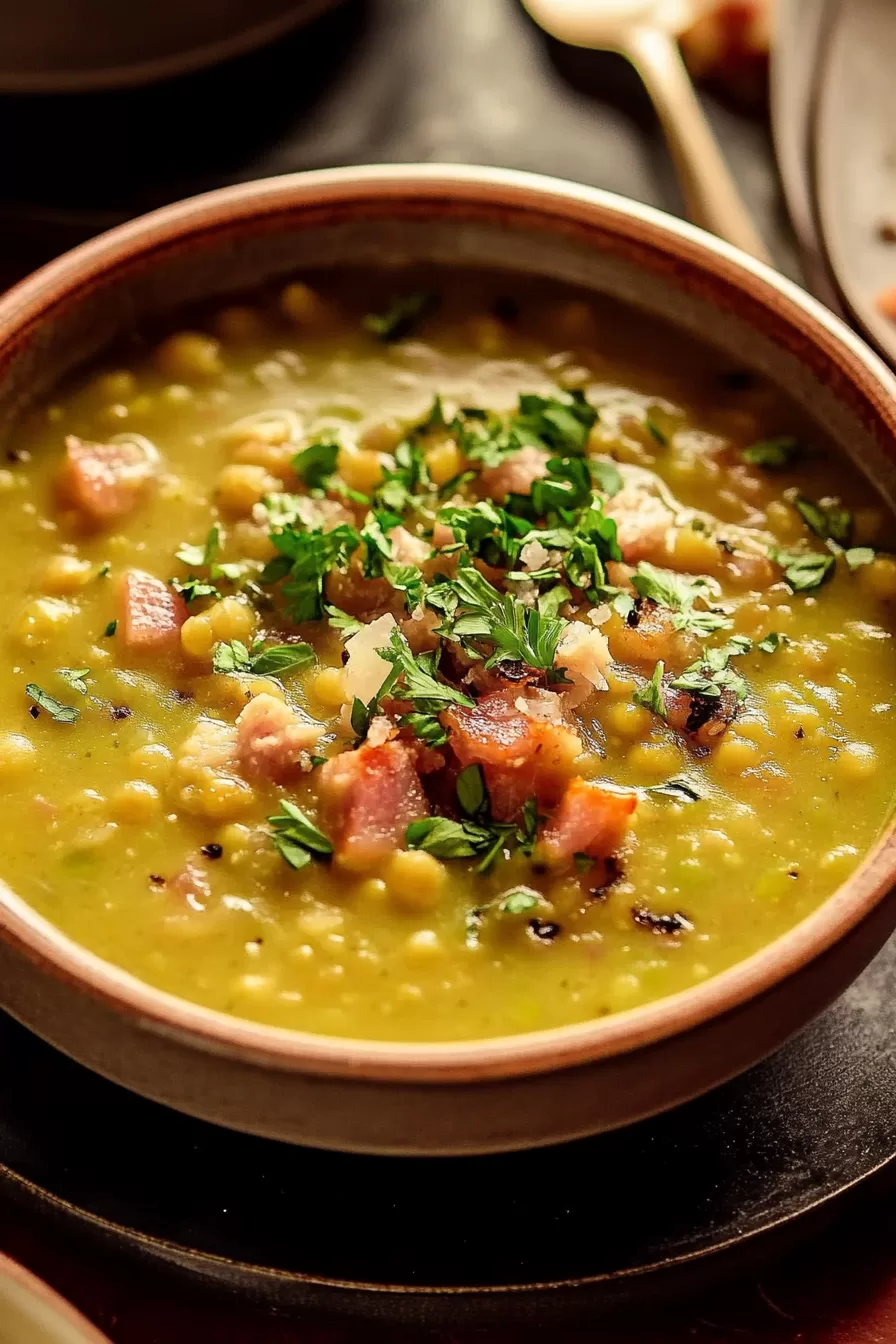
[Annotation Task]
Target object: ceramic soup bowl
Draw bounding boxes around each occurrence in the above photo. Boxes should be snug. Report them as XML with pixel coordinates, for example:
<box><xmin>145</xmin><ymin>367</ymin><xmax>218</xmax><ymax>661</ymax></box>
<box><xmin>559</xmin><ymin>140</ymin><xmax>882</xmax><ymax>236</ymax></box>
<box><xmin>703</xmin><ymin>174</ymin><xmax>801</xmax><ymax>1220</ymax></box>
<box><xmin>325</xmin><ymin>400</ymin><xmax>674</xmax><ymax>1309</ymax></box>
<box><xmin>0</xmin><ymin>165</ymin><xmax>894</xmax><ymax>1155</ymax></box>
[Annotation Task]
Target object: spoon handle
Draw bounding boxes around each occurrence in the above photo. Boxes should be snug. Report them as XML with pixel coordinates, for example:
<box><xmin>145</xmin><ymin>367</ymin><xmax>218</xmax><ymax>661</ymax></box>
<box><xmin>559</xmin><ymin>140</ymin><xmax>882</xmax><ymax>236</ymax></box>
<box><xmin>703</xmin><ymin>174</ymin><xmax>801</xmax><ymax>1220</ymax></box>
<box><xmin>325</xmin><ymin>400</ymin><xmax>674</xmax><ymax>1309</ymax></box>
<box><xmin>623</xmin><ymin>24</ymin><xmax>772</xmax><ymax>265</ymax></box>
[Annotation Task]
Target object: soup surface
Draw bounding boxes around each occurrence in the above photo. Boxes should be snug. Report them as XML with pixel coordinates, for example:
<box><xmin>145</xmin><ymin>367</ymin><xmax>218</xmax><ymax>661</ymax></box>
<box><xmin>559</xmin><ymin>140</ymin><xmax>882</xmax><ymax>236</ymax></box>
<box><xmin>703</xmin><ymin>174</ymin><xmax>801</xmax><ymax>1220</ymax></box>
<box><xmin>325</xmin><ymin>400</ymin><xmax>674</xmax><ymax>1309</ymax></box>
<box><xmin>0</xmin><ymin>271</ymin><xmax>894</xmax><ymax>1041</ymax></box>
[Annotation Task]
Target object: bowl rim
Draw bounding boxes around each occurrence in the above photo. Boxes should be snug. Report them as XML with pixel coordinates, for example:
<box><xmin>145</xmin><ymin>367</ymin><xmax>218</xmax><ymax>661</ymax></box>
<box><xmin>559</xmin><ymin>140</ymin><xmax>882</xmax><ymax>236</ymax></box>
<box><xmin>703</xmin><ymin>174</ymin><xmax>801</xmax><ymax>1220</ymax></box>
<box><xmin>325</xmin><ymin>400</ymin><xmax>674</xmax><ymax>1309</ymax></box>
<box><xmin>0</xmin><ymin>0</ymin><xmax>338</xmax><ymax>94</ymax></box>
<box><xmin>0</xmin><ymin>1250</ymin><xmax>111</xmax><ymax>1342</ymax></box>
<box><xmin>1</xmin><ymin>161</ymin><xmax>895</xmax><ymax>1085</ymax></box>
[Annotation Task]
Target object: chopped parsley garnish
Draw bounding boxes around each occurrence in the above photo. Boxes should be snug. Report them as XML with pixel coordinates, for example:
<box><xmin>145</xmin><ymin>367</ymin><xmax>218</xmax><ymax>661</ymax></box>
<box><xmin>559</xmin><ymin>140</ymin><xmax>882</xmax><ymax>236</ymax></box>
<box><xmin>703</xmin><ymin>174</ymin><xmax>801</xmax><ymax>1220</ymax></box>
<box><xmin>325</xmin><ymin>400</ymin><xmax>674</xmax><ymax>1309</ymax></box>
<box><xmin>398</xmin><ymin>711</ymin><xmax>449</xmax><ymax>747</ymax></box>
<box><xmin>264</xmin><ymin>523</ymin><xmax>360</xmax><ymax>622</ymax></box>
<box><xmin>513</xmin><ymin>389</ymin><xmax>597</xmax><ymax>455</ymax></box>
<box><xmin>589</xmin><ymin>458</ymin><xmax>624</xmax><ymax>497</ymax></box>
<box><xmin>359</xmin><ymin>510</ymin><xmax>397</xmax><ymax>579</ymax></box>
<box><xmin>631</xmin><ymin>562</ymin><xmax>730</xmax><ymax>635</ymax></box>
<box><xmin>465</xmin><ymin>886</ymin><xmax>542</xmax><ymax>948</ymax></box>
<box><xmin>25</xmin><ymin>683</ymin><xmax>79</xmax><ymax>723</ymax></box>
<box><xmin>363</xmin><ymin>292</ymin><xmax>438</xmax><ymax>343</ymax></box>
<box><xmin>175</xmin><ymin>522</ymin><xmax>247</xmax><ymax>595</ymax></box>
<box><xmin>267</xmin><ymin>800</ymin><xmax>332</xmax><ymax>870</ymax></box>
<box><xmin>377</xmin><ymin>629</ymin><xmax>474</xmax><ymax>710</ymax></box>
<box><xmin>212</xmin><ymin>638</ymin><xmax>315</xmax><ymax>678</ymax></box>
<box><xmin>794</xmin><ymin>496</ymin><xmax>852</xmax><ymax>546</ymax></box>
<box><xmin>773</xmin><ymin>548</ymin><xmax>835</xmax><ymax>593</ymax></box>
<box><xmin>56</xmin><ymin>667</ymin><xmax>91</xmax><ymax>695</ymax></box>
<box><xmin>171</xmin><ymin>577</ymin><xmax>221</xmax><ymax>603</ymax></box>
<box><xmin>97</xmin><ymin>562</ymin><xmax>111</xmax><ymax>578</ymax></box>
<box><xmin>325</xmin><ymin>605</ymin><xmax>363</xmax><ymax>638</ymax></box>
<box><xmin>292</xmin><ymin>436</ymin><xmax>340</xmax><ymax>492</ymax></box>
<box><xmin>103</xmin><ymin>620</ymin><xmax>118</xmax><ymax>638</ymax></box>
<box><xmin>633</xmin><ymin>661</ymin><xmax>666</xmax><ymax>718</ymax></box>
<box><xmin>845</xmin><ymin>546</ymin><xmax>875</xmax><ymax>571</ymax></box>
<box><xmin>742</xmin><ymin>437</ymin><xmax>801</xmax><ymax>468</ymax></box>
<box><xmin>669</xmin><ymin>636</ymin><xmax>752</xmax><ymax>703</ymax></box>
<box><xmin>406</xmin><ymin>816</ymin><xmax>496</xmax><ymax>859</ymax></box>
<box><xmin>456</xmin><ymin>763</ymin><xmax>487</xmax><ymax>818</ymax></box>
<box><xmin>407</xmin><ymin>770</ymin><xmax>540</xmax><ymax>878</ymax></box>
<box><xmin>176</xmin><ymin>524</ymin><xmax>221</xmax><ymax>570</ymax></box>
<box><xmin>757</xmin><ymin>631</ymin><xmax>785</xmax><ymax>653</ymax></box>
<box><xmin>438</xmin><ymin>565</ymin><xmax>568</xmax><ymax>676</ymax></box>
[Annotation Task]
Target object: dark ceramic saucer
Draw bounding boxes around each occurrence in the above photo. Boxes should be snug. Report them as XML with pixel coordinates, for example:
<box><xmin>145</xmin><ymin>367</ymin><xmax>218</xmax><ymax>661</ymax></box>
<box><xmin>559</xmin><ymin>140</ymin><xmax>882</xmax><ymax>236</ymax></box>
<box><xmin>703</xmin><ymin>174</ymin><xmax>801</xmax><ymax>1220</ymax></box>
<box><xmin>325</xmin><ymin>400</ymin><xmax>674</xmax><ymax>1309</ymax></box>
<box><xmin>1</xmin><ymin>937</ymin><xmax>894</xmax><ymax>1328</ymax></box>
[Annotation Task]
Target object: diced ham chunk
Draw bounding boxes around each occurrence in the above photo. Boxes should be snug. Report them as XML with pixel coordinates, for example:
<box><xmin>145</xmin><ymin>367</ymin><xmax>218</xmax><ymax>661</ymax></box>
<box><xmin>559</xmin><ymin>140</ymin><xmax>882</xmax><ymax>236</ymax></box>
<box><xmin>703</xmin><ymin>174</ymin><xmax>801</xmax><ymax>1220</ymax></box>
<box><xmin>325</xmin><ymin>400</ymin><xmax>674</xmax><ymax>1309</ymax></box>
<box><xmin>444</xmin><ymin>689</ymin><xmax>581</xmax><ymax>822</ymax></box>
<box><xmin>604</xmin><ymin>599</ymin><xmax>700</xmax><ymax>673</ymax></box>
<box><xmin>479</xmin><ymin>446</ymin><xmax>550</xmax><ymax>502</ymax></box>
<box><xmin>62</xmin><ymin>435</ymin><xmax>158</xmax><ymax>523</ymax></box>
<box><xmin>537</xmin><ymin>779</ymin><xmax>637</xmax><ymax>868</ymax></box>
<box><xmin>120</xmin><ymin>570</ymin><xmax>187</xmax><ymax>652</ymax></box>
<box><xmin>605</xmin><ymin>484</ymin><xmax>674</xmax><ymax>564</ymax></box>
<box><xmin>235</xmin><ymin>693</ymin><xmax>322</xmax><ymax>782</ymax></box>
<box><xmin>318</xmin><ymin>739</ymin><xmax>429</xmax><ymax>872</ymax></box>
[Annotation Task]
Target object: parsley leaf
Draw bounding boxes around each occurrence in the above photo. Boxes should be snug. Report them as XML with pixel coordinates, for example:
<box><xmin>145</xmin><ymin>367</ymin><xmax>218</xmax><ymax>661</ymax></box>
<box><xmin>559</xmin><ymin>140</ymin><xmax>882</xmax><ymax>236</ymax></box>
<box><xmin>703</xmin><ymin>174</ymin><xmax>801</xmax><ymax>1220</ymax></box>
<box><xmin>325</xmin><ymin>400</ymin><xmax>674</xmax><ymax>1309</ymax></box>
<box><xmin>363</xmin><ymin>292</ymin><xmax>438</xmax><ymax>343</ymax></box>
<box><xmin>56</xmin><ymin>667</ymin><xmax>91</xmax><ymax>695</ymax></box>
<box><xmin>758</xmin><ymin>631</ymin><xmax>785</xmax><ymax>653</ymax></box>
<box><xmin>795</xmin><ymin>496</ymin><xmax>852</xmax><ymax>546</ymax></box>
<box><xmin>668</xmin><ymin>637</ymin><xmax>752</xmax><ymax>703</ymax></box>
<box><xmin>268</xmin><ymin>799</ymin><xmax>333</xmax><ymax>870</ymax></box>
<box><xmin>633</xmin><ymin>661</ymin><xmax>667</xmax><ymax>718</ymax></box>
<box><xmin>293</xmin><ymin>437</ymin><xmax>340</xmax><ymax>491</ymax></box>
<box><xmin>443</xmin><ymin>565</ymin><xmax>568</xmax><ymax>674</ymax></box>
<box><xmin>25</xmin><ymin>683</ymin><xmax>79</xmax><ymax>723</ymax></box>
<box><xmin>773</xmin><ymin>548</ymin><xmax>835</xmax><ymax>593</ymax></box>
<box><xmin>325</xmin><ymin>605</ymin><xmax>363</xmax><ymax>638</ymax></box>
<box><xmin>103</xmin><ymin>620</ymin><xmax>118</xmax><ymax>638</ymax></box>
<box><xmin>398</xmin><ymin>711</ymin><xmax>448</xmax><ymax>747</ymax></box>
<box><xmin>213</xmin><ymin>639</ymin><xmax>315</xmax><ymax>678</ymax></box>
<box><xmin>265</xmin><ymin>523</ymin><xmax>360</xmax><ymax>623</ymax></box>
<box><xmin>406</xmin><ymin>817</ymin><xmax>495</xmax><ymax>858</ymax></box>
<box><xmin>382</xmin><ymin>560</ymin><xmax>426</xmax><ymax>611</ymax></box>
<box><xmin>499</xmin><ymin>887</ymin><xmax>541</xmax><ymax>915</ymax></box>
<box><xmin>513</xmin><ymin>390</ymin><xmax>597</xmax><ymax>455</ymax></box>
<box><xmin>171</xmin><ymin>577</ymin><xmax>221</xmax><ymax>604</ymax></box>
<box><xmin>378</xmin><ymin>629</ymin><xmax>474</xmax><ymax>710</ymax></box>
<box><xmin>360</xmin><ymin>510</ymin><xmax>397</xmax><ymax>579</ymax></box>
<box><xmin>631</xmin><ymin>562</ymin><xmax>730</xmax><ymax>635</ymax></box>
<box><xmin>589</xmin><ymin>459</ymin><xmax>624</xmax><ymax>496</ymax></box>
<box><xmin>177</xmin><ymin>524</ymin><xmax>221</xmax><ymax>570</ymax></box>
<box><xmin>845</xmin><ymin>546</ymin><xmax>875</xmax><ymax>571</ymax></box>
<box><xmin>456</xmin><ymin>763</ymin><xmax>488</xmax><ymax>818</ymax></box>
<box><xmin>742</xmin><ymin>437</ymin><xmax>801</xmax><ymax>468</ymax></box>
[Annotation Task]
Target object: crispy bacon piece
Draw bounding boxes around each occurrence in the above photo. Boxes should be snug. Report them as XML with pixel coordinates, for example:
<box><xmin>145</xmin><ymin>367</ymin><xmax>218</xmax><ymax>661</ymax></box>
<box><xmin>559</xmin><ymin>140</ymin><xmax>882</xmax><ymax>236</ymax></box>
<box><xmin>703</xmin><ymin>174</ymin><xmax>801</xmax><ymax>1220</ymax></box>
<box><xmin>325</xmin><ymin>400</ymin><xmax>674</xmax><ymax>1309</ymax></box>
<box><xmin>479</xmin><ymin>445</ymin><xmax>549</xmax><ymax>502</ymax></box>
<box><xmin>120</xmin><ymin>570</ymin><xmax>187</xmax><ymax>652</ymax></box>
<box><xmin>443</xmin><ymin>689</ymin><xmax>581</xmax><ymax>822</ymax></box>
<box><xmin>665</xmin><ymin>684</ymin><xmax>738</xmax><ymax>749</ymax></box>
<box><xmin>235</xmin><ymin>693</ymin><xmax>321</xmax><ymax>783</ymax></box>
<box><xmin>604</xmin><ymin>599</ymin><xmax>700</xmax><ymax>674</ymax></box>
<box><xmin>537</xmin><ymin>778</ymin><xmax>637</xmax><ymax>868</ymax></box>
<box><xmin>61</xmin><ymin>435</ymin><xmax>158</xmax><ymax>523</ymax></box>
<box><xmin>318</xmin><ymin>738</ymin><xmax>429</xmax><ymax>872</ymax></box>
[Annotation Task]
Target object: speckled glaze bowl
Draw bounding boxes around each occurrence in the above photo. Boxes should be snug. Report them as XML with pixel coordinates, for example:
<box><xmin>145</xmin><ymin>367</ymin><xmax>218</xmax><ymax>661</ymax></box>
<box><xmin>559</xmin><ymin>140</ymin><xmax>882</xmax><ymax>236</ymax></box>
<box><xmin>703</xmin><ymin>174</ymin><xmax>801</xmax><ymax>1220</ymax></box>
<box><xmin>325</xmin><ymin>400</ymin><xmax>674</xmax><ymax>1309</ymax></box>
<box><xmin>0</xmin><ymin>1254</ymin><xmax>110</xmax><ymax>1344</ymax></box>
<box><xmin>0</xmin><ymin>165</ymin><xmax>894</xmax><ymax>1156</ymax></box>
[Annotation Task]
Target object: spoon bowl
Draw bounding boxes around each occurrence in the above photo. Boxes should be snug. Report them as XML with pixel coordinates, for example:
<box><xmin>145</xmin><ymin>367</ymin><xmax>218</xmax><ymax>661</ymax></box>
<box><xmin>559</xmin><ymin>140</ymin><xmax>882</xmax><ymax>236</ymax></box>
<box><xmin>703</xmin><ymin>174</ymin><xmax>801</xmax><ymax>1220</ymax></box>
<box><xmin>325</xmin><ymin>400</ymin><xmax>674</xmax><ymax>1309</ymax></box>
<box><xmin>521</xmin><ymin>0</ymin><xmax>771</xmax><ymax>262</ymax></box>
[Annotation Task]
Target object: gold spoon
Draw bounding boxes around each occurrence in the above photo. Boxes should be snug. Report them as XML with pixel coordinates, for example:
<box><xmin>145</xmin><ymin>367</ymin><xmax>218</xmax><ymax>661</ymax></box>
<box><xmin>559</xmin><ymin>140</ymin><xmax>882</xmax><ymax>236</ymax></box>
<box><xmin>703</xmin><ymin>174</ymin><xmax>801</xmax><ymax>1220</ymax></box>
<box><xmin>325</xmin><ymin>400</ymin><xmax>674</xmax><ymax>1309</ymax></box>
<box><xmin>520</xmin><ymin>0</ymin><xmax>772</xmax><ymax>264</ymax></box>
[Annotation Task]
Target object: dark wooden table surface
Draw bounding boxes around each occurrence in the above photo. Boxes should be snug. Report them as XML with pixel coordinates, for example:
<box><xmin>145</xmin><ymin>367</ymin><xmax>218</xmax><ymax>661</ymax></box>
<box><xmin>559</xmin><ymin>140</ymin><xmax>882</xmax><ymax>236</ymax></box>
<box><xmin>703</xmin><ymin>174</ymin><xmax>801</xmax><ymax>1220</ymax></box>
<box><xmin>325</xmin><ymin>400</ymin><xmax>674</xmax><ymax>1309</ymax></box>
<box><xmin>1</xmin><ymin>1</ymin><xmax>893</xmax><ymax>1338</ymax></box>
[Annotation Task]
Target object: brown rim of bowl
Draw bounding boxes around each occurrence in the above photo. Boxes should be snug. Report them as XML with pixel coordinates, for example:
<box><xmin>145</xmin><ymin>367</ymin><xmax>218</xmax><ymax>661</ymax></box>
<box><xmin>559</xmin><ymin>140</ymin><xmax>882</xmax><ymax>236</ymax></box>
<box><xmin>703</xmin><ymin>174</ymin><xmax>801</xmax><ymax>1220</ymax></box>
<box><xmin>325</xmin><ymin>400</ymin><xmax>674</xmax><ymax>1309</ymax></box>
<box><xmin>0</xmin><ymin>1250</ymin><xmax>111</xmax><ymax>1342</ymax></box>
<box><xmin>0</xmin><ymin>164</ymin><xmax>894</xmax><ymax>1085</ymax></box>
